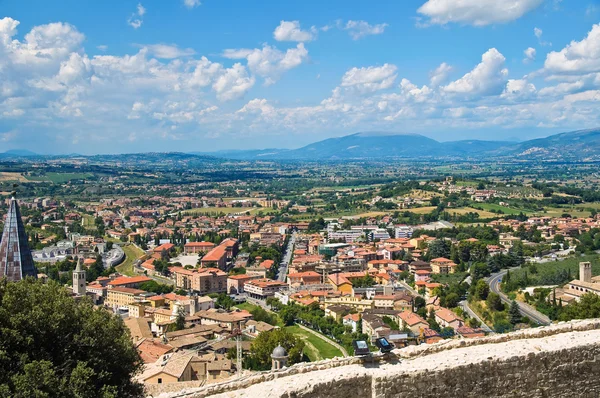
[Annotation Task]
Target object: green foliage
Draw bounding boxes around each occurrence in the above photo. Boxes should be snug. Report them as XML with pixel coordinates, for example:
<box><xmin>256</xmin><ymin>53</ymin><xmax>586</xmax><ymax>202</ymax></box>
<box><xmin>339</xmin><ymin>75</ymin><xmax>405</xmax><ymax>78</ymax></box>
<box><xmin>138</xmin><ymin>281</ymin><xmax>174</xmax><ymax>294</ymax></box>
<box><xmin>509</xmin><ymin>300</ymin><xmax>521</xmax><ymax>325</ymax></box>
<box><xmin>351</xmin><ymin>275</ymin><xmax>375</xmax><ymax>288</ymax></box>
<box><xmin>474</xmin><ymin>279</ymin><xmax>490</xmax><ymax>300</ymax></box>
<box><xmin>486</xmin><ymin>292</ymin><xmax>504</xmax><ymax>312</ymax></box>
<box><xmin>245</xmin><ymin>329</ymin><xmax>305</xmax><ymax>371</ymax></box>
<box><xmin>382</xmin><ymin>316</ymin><xmax>399</xmax><ymax>330</ymax></box>
<box><xmin>250</xmin><ymin>306</ymin><xmax>278</xmax><ymax>326</ymax></box>
<box><xmin>213</xmin><ymin>293</ymin><xmax>235</xmax><ymax>310</ymax></box>
<box><xmin>0</xmin><ymin>279</ymin><xmax>143</xmax><ymax>397</ymax></box>
<box><xmin>558</xmin><ymin>293</ymin><xmax>600</xmax><ymax>322</ymax></box>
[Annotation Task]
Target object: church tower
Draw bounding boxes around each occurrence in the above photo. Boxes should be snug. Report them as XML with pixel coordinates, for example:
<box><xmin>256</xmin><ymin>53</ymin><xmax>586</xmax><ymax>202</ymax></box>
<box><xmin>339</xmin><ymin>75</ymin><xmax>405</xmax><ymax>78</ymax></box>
<box><xmin>580</xmin><ymin>262</ymin><xmax>592</xmax><ymax>283</ymax></box>
<box><xmin>73</xmin><ymin>258</ymin><xmax>86</xmax><ymax>296</ymax></box>
<box><xmin>0</xmin><ymin>196</ymin><xmax>37</xmax><ymax>281</ymax></box>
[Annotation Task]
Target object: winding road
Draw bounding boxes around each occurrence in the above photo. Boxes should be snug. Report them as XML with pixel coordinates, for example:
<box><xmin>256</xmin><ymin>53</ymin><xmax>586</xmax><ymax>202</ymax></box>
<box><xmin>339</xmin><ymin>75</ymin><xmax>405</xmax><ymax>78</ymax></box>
<box><xmin>459</xmin><ymin>300</ymin><xmax>494</xmax><ymax>334</ymax></box>
<box><xmin>487</xmin><ymin>269</ymin><xmax>551</xmax><ymax>326</ymax></box>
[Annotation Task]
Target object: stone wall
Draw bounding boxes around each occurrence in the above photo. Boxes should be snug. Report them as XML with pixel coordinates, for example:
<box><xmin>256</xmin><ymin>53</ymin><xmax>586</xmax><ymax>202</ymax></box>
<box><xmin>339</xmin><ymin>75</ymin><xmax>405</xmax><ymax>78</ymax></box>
<box><xmin>156</xmin><ymin>319</ymin><xmax>600</xmax><ymax>398</ymax></box>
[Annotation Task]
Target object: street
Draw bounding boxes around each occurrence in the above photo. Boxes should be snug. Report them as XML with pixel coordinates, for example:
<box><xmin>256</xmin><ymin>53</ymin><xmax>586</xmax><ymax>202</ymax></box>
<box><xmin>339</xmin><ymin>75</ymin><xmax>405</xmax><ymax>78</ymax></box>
<box><xmin>459</xmin><ymin>300</ymin><xmax>494</xmax><ymax>334</ymax></box>
<box><xmin>487</xmin><ymin>269</ymin><xmax>551</xmax><ymax>326</ymax></box>
<box><xmin>277</xmin><ymin>231</ymin><xmax>296</xmax><ymax>282</ymax></box>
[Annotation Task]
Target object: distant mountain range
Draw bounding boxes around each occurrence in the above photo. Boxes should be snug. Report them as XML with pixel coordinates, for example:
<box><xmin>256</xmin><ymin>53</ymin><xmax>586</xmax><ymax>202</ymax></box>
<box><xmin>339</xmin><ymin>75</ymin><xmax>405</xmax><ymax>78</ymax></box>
<box><xmin>195</xmin><ymin>128</ymin><xmax>600</xmax><ymax>161</ymax></box>
<box><xmin>2</xmin><ymin>128</ymin><xmax>599</xmax><ymax>162</ymax></box>
<box><xmin>0</xmin><ymin>149</ymin><xmax>39</xmax><ymax>159</ymax></box>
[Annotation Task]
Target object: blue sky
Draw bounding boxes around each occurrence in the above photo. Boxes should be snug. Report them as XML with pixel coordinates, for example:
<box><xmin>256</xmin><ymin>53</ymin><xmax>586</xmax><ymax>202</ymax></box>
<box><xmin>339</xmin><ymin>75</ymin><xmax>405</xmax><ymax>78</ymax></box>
<box><xmin>0</xmin><ymin>0</ymin><xmax>599</xmax><ymax>154</ymax></box>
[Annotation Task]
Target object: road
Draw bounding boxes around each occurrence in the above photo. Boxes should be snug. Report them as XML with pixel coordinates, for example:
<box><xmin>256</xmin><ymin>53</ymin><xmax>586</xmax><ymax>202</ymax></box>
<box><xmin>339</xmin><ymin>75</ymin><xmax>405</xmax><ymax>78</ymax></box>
<box><xmin>487</xmin><ymin>269</ymin><xmax>551</xmax><ymax>326</ymax></box>
<box><xmin>277</xmin><ymin>231</ymin><xmax>296</xmax><ymax>282</ymax></box>
<box><xmin>459</xmin><ymin>300</ymin><xmax>493</xmax><ymax>334</ymax></box>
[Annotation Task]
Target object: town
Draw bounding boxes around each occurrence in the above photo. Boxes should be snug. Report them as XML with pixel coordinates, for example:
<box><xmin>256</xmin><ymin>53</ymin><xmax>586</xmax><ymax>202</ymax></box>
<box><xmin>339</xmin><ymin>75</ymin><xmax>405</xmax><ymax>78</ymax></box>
<box><xmin>1</xmin><ymin>158</ymin><xmax>600</xmax><ymax>395</ymax></box>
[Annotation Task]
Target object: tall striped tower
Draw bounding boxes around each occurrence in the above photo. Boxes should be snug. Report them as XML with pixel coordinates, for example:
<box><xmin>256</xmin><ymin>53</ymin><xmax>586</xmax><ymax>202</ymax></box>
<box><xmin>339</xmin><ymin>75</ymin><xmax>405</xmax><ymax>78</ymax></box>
<box><xmin>0</xmin><ymin>197</ymin><xmax>37</xmax><ymax>281</ymax></box>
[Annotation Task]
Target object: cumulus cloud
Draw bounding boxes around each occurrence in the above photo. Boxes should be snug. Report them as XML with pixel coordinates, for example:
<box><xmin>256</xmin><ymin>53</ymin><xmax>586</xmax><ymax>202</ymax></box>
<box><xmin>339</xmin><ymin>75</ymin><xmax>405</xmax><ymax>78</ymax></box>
<box><xmin>212</xmin><ymin>63</ymin><xmax>255</xmax><ymax>101</ymax></box>
<box><xmin>443</xmin><ymin>48</ymin><xmax>508</xmax><ymax>96</ymax></box>
<box><xmin>417</xmin><ymin>0</ymin><xmax>543</xmax><ymax>26</ymax></box>
<box><xmin>144</xmin><ymin>44</ymin><xmax>196</xmax><ymax>59</ymax></box>
<box><xmin>544</xmin><ymin>23</ymin><xmax>600</xmax><ymax>74</ymax></box>
<box><xmin>223</xmin><ymin>43</ymin><xmax>309</xmax><ymax>85</ymax></box>
<box><xmin>340</xmin><ymin>64</ymin><xmax>398</xmax><ymax>92</ymax></box>
<box><xmin>523</xmin><ymin>47</ymin><xmax>536</xmax><ymax>63</ymax></box>
<box><xmin>430</xmin><ymin>62</ymin><xmax>453</xmax><ymax>86</ymax></box>
<box><xmin>183</xmin><ymin>0</ymin><xmax>201</xmax><ymax>9</ymax></box>
<box><xmin>128</xmin><ymin>3</ymin><xmax>146</xmax><ymax>29</ymax></box>
<box><xmin>273</xmin><ymin>20</ymin><xmax>316</xmax><ymax>42</ymax></box>
<box><xmin>501</xmin><ymin>79</ymin><xmax>536</xmax><ymax>100</ymax></box>
<box><xmin>344</xmin><ymin>20</ymin><xmax>388</xmax><ymax>40</ymax></box>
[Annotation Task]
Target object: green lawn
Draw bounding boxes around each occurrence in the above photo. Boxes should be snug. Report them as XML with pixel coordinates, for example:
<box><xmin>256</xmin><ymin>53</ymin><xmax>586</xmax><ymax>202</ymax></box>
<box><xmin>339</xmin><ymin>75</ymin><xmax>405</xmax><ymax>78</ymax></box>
<box><xmin>81</xmin><ymin>214</ymin><xmax>96</xmax><ymax>229</ymax></box>
<box><xmin>472</xmin><ymin>203</ymin><xmax>532</xmax><ymax>216</ymax></box>
<box><xmin>234</xmin><ymin>302</ymin><xmax>261</xmax><ymax>312</ymax></box>
<box><xmin>431</xmin><ymin>272</ymin><xmax>468</xmax><ymax>285</ymax></box>
<box><xmin>285</xmin><ymin>325</ymin><xmax>343</xmax><ymax>361</ymax></box>
<box><xmin>27</xmin><ymin>172</ymin><xmax>93</xmax><ymax>183</ymax></box>
<box><xmin>116</xmin><ymin>244</ymin><xmax>146</xmax><ymax>276</ymax></box>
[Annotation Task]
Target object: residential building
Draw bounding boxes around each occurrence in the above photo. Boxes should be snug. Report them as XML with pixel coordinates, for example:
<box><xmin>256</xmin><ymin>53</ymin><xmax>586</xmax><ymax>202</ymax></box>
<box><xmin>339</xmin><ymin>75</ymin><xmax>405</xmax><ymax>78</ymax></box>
<box><xmin>171</xmin><ymin>267</ymin><xmax>228</xmax><ymax>295</ymax></box>
<box><xmin>244</xmin><ymin>279</ymin><xmax>288</xmax><ymax>300</ymax></box>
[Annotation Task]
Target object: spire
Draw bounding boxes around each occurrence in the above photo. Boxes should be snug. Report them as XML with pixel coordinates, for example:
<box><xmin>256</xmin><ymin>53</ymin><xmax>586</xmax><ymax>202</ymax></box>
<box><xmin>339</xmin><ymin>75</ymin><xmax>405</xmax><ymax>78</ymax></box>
<box><xmin>0</xmin><ymin>197</ymin><xmax>37</xmax><ymax>281</ymax></box>
<box><xmin>75</xmin><ymin>257</ymin><xmax>83</xmax><ymax>272</ymax></box>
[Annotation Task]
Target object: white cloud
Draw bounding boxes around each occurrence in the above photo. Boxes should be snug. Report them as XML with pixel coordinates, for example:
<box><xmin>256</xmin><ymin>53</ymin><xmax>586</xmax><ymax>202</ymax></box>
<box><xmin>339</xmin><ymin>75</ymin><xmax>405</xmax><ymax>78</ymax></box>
<box><xmin>97</xmin><ymin>45</ymin><xmax>108</xmax><ymax>51</ymax></box>
<box><xmin>544</xmin><ymin>24</ymin><xmax>600</xmax><ymax>74</ymax></box>
<box><xmin>128</xmin><ymin>3</ymin><xmax>145</xmax><ymax>29</ymax></box>
<box><xmin>443</xmin><ymin>48</ymin><xmax>508</xmax><ymax>96</ymax></box>
<box><xmin>222</xmin><ymin>43</ymin><xmax>309</xmax><ymax>85</ymax></box>
<box><xmin>534</xmin><ymin>27</ymin><xmax>542</xmax><ymax>38</ymax></box>
<box><xmin>523</xmin><ymin>47</ymin><xmax>536</xmax><ymax>63</ymax></box>
<box><xmin>340</xmin><ymin>64</ymin><xmax>397</xmax><ymax>93</ymax></box>
<box><xmin>417</xmin><ymin>0</ymin><xmax>543</xmax><ymax>26</ymax></box>
<box><xmin>344</xmin><ymin>20</ymin><xmax>388</xmax><ymax>40</ymax></box>
<box><xmin>501</xmin><ymin>79</ymin><xmax>536</xmax><ymax>100</ymax></box>
<box><xmin>144</xmin><ymin>44</ymin><xmax>195</xmax><ymax>59</ymax></box>
<box><xmin>273</xmin><ymin>20</ymin><xmax>315</xmax><ymax>42</ymax></box>
<box><xmin>212</xmin><ymin>63</ymin><xmax>255</xmax><ymax>101</ymax></box>
<box><xmin>430</xmin><ymin>62</ymin><xmax>453</xmax><ymax>86</ymax></box>
<box><xmin>183</xmin><ymin>0</ymin><xmax>201</xmax><ymax>9</ymax></box>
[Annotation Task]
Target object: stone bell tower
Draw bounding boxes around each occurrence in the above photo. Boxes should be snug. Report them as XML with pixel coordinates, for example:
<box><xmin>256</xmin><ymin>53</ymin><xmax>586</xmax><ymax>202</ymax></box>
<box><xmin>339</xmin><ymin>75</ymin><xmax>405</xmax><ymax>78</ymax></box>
<box><xmin>72</xmin><ymin>258</ymin><xmax>87</xmax><ymax>296</ymax></box>
<box><xmin>579</xmin><ymin>262</ymin><xmax>592</xmax><ymax>283</ymax></box>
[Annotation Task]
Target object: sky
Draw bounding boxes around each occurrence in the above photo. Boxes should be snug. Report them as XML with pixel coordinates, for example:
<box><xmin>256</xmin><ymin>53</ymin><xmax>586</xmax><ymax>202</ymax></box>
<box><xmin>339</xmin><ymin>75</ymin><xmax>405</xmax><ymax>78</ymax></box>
<box><xmin>0</xmin><ymin>0</ymin><xmax>599</xmax><ymax>154</ymax></box>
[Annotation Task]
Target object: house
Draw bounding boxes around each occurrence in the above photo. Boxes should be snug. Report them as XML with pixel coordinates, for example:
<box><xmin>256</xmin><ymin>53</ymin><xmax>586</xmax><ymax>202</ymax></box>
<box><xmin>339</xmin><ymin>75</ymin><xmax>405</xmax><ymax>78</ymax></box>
<box><xmin>171</xmin><ymin>267</ymin><xmax>228</xmax><ymax>295</ymax></box>
<box><xmin>343</xmin><ymin>313</ymin><xmax>361</xmax><ymax>332</ymax></box>
<box><xmin>107</xmin><ymin>275</ymin><xmax>152</xmax><ymax>289</ymax></box>
<box><xmin>227</xmin><ymin>274</ymin><xmax>262</xmax><ymax>294</ymax></box>
<box><xmin>244</xmin><ymin>279</ymin><xmax>288</xmax><ymax>300</ymax></box>
<box><xmin>184</xmin><ymin>241</ymin><xmax>216</xmax><ymax>254</ymax></box>
<box><xmin>153</xmin><ymin>243</ymin><xmax>175</xmax><ymax>260</ymax></box>
<box><xmin>324</xmin><ymin>305</ymin><xmax>352</xmax><ymax>321</ymax></box>
<box><xmin>200</xmin><ymin>245</ymin><xmax>227</xmax><ymax>269</ymax></box>
<box><xmin>434</xmin><ymin>308</ymin><xmax>464</xmax><ymax>329</ymax></box>
<box><xmin>105</xmin><ymin>287</ymin><xmax>146</xmax><ymax>308</ymax></box>
<box><xmin>397</xmin><ymin>311</ymin><xmax>428</xmax><ymax>335</ymax></box>
<box><xmin>430</xmin><ymin>258</ymin><xmax>457</xmax><ymax>274</ymax></box>
<box><xmin>287</xmin><ymin>271</ymin><xmax>321</xmax><ymax>287</ymax></box>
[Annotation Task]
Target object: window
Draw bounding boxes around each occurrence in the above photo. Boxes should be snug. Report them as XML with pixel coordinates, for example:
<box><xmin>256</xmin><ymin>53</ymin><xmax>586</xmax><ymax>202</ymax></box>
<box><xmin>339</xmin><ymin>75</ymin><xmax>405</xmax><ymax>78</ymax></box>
<box><xmin>157</xmin><ymin>378</ymin><xmax>162</xmax><ymax>384</ymax></box>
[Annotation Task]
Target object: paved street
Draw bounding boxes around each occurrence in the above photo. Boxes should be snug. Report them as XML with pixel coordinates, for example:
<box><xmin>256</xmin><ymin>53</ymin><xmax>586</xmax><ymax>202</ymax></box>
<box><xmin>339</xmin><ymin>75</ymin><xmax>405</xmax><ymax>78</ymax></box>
<box><xmin>277</xmin><ymin>231</ymin><xmax>296</xmax><ymax>282</ymax></box>
<box><xmin>487</xmin><ymin>269</ymin><xmax>551</xmax><ymax>326</ymax></box>
<box><xmin>459</xmin><ymin>300</ymin><xmax>494</xmax><ymax>333</ymax></box>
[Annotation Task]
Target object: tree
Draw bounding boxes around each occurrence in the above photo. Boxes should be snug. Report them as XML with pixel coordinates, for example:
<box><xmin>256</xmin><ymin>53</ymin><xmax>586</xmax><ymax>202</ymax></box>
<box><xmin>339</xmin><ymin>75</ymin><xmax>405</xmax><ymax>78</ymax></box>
<box><xmin>474</xmin><ymin>279</ymin><xmax>490</xmax><ymax>300</ymax></box>
<box><xmin>0</xmin><ymin>279</ymin><xmax>143</xmax><ymax>397</ymax></box>
<box><xmin>245</xmin><ymin>329</ymin><xmax>305</xmax><ymax>371</ymax></box>
<box><xmin>509</xmin><ymin>300</ymin><xmax>521</xmax><ymax>325</ymax></box>
<box><xmin>428</xmin><ymin>239</ymin><xmax>451</xmax><ymax>260</ymax></box>
<box><xmin>175</xmin><ymin>306</ymin><xmax>186</xmax><ymax>331</ymax></box>
<box><xmin>444</xmin><ymin>292</ymin><xmax>460</xmax><ymax>308</ymax></box>
<box><xmin>486</xmin><ymin>292</ymin><xmax>504</xmax><ymax>312</ymax></box>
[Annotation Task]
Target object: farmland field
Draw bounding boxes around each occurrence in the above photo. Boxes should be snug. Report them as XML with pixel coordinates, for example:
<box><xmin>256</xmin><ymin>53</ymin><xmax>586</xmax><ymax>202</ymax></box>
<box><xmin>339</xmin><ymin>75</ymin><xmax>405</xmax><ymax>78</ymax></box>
<box><xmin>27</xmin><ymin>172</ymin><xmax>93</xmax><ymax>183</ymax></box>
